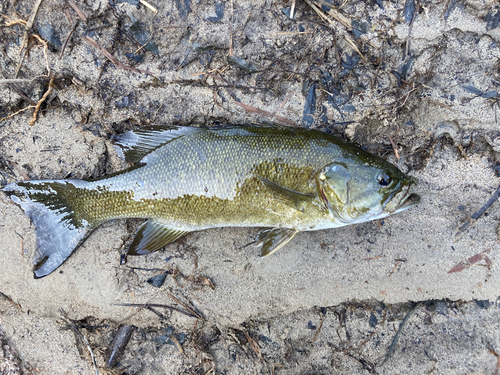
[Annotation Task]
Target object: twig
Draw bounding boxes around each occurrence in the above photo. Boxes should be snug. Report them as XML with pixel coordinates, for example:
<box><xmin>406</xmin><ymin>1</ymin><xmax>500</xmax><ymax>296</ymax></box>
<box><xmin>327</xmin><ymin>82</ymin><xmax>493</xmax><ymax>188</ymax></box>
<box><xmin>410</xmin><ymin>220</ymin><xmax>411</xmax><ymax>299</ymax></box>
<box><xmin>489</xmin><ymin>348</ymin><xmax>500</xmax><ymax>375</ymax></box>
<box><xmin>310</xmin><ymin>0</ymin><xmax>352</xmax><ymax>30</ymax></box>
<box><xmin>61</xmin><ymin>311</ymin><xmax>99</xmax><ymax>375</ymax></box>
<box><xmin>229</xmin><ymin>0</ymin><xmax>234</xmax><ymax>56</ymax></box>
<box><xmin>457</xmin><ymin>183</ymin><xmax>500</xmax><ymax>233</ymax></box>
<box><xmin>166</xmin><ymin>292</ymin><xmax>204</xmax><ymax>320</ymax></box>
<box><xmin>26</xmin><ymin>0</ymin><xmax>43</xmax><ymax>29</ymax></box>
<box><xmin>14</xmin><ymin>231</ymin><xmax>24</xmax><ymax>256</ymax></box>
<box><xmin>312</xmin><ymin>314</ymin><xmax>325</xmax><ymax>342</ymax></box>
<box><xmin>341</xmin><ymin>35</ymin><xmax>366</xmax><ymax>62</ymax></box>
<box><xmin>0</xmin><ymin>291</ymin><xmax>22</xmax><ymax>311</ymax></box>
<box><xmin>405</xmin><ymin>2</ymin><xmax>418</xmax><ymax>60</ymax></box>
<box><xmin>115</xmin><ymin>302</ymin><xmax>203</xmax><ymax>320</ymax></box>
<box><xmin>15</xmin><ymin>0</ymin><xmax>44</xmax><ymax>77</ymax></box>
<box><xmin>448</xmin><ymin>249</ymin><xmax>492</xmax><ymax>274</ymax></box>
<box><xmin>0</xmin><ymin>78</ymin><xmax>35</xmax><ymax>84</ymax></box>
<box><xmin>0</xmin><ymin>13</ymin><xmax>27</xmax><ymax>26</ymax></box>
<box><xmin>242</xmin><ymin>329</ymin><xmax>262</xmax><ymax>360</ymax></box>
<box><xmin>471</xmin><ymin>185</ymin><xmax>500</xmax><ymax>220</ymax></box>
<box><xmin>387</xmin><ymin>135</ymin><xmax>400</xmax><ymax>159</ymax></box>
<box><xmin>31</xmin><ymin>34</ymin><xmax>51</xmax><ymax>75</ymax></box>
<box><xmin>139</xmin><ymin>0</ymin><xmax>158</xmax><ymax>13</ymax></box>
<box><xmin>0</xmin><ymin>105</ymin><xmax>34</xmax><ymax>124</ymax></box>
<box><xmin>67</xmin><ymin>0</ymin><xmax>87</xmax><ymax>22</ymax></box>
<box><xmin>29</xmin><ymin>75</ymin><xmax>54</xmax><ymax>125</ymax></box>
<box><xmin>83</xmin><ymin>36</ymin><xmax>155</xmax><ymax>76</ymax></box>
<box><xmin>233</xmin><ymin>101</ymin><xmax>297</xmax><ymax>127</ymax></box>
<box><xmin>170</xmin><ymin>335</ymin><xmax>185</xmax><ymax>355</ymax></box>
<box><xmin>59</xmin><ymin>22</ymin><xmax>78</xmax><ymax>60</ymax></box>
<box><xmin>382</xmin><ymin>302</ymin><xmax>422</xmax><ymax>365</ymax></box>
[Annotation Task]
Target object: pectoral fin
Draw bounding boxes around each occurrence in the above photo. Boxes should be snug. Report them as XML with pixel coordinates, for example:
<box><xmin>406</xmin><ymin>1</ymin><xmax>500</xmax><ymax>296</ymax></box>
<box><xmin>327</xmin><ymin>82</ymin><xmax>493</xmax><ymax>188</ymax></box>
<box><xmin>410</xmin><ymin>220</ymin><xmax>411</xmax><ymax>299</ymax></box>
<box><xmin>256</xmin><ymin>227</ymin><xmax>299</xmax><ymax>257</ymax></box>
<box><xmin>257</xmin><ymin>176</ymin><xmax>315</xmax><ymax>212</ymax></box>
<box><xmin>128</xmin><ymin>220</ymin><xmax>189</xmax><ymax>255</ymax></box>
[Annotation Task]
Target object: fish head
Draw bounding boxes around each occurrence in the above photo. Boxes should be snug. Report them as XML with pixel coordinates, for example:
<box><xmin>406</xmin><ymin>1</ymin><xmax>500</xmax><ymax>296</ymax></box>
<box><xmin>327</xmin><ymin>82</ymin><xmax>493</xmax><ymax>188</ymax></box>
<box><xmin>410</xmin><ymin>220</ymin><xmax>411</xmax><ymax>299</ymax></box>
<box><xmin>319</xmin><ymin>154</ymin><xmax>420</xmax><ymax>225</ymax></box>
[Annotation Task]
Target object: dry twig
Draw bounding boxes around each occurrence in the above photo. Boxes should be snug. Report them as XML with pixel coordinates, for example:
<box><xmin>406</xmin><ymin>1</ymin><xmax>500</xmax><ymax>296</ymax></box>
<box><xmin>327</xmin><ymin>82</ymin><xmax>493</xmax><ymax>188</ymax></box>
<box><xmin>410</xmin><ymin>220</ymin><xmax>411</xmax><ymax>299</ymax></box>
<box><xmin>60</xmin><ymin>310</ymin><xmax>99</xmax><ymax>375</ymax></box>
<box><xmin>382</xmin><ymin>302</ymin><xmax>423</xmax><ymax>365</ymax></box>
<box><xmin>84</xmin><ymin>36</ymin><xmax>154</xmax><ymax>76</ymax></box>
<box><xmin>448</xmin><ymin>249</ymin><xmax>492</xmax><ymax>274</ymax></box>
<box><xmin>67</xmin><ymin>0</ymin><xmax>87</xmax><ymax>22</ymax></box>
<box><xmin>29</xmin><ymin>75</ymin><xmax>54</xmax><ymax>125</ymax></box>
<box><xmin>15</xmin><ymin>0</ymin><xmax>44</xmax><ymax>76</ymax></box>
<box><xmin>139</xmin><ymin>0</ymin><xmax>158</xmax><ymax>13</ymax></box>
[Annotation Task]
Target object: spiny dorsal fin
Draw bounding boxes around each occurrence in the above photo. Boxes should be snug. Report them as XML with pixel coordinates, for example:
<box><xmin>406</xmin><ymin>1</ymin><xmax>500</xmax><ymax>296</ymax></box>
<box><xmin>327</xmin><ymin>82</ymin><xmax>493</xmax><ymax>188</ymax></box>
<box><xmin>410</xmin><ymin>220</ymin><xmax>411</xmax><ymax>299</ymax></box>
<box><xmin>256</xmin><ymin>227</ymin><xmax>299</xmax><ymax>257</ymax></box>
<box><xmin>127</xmin><ymin>219</ymin><xmax>189</xmax><ymax>255</ymax></box>
<box><xmin>112</xmin><ymin>125</ymin><xmax>200</xmax><ymax>163</ymax></box>
<box><xmin>257</xmin><ymin>176</ymin><xmax>315</xmax><ymax>212</ymax></box>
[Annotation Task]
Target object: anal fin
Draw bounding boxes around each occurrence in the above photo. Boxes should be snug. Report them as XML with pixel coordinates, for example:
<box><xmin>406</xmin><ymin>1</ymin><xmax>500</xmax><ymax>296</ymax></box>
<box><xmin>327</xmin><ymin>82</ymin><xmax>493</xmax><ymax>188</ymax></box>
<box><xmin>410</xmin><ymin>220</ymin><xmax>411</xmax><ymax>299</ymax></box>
<box><xmin>256</xmin><ymin>227</ymin><xmax>299</xmax><ymax>257</ymax></box>
<box><xmin>128</xmin><ymin>220</ymin><xmax>189</xmax><ymax>256</ymax></box>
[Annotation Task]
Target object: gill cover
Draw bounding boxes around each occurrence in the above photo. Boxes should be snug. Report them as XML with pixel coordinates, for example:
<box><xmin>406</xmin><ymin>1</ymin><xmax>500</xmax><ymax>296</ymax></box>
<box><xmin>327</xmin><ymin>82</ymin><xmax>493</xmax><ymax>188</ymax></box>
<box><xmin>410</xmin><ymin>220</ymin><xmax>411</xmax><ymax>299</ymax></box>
<box><xmin>319</xmin><ymin>162</ymin><xmax>352</xmax><ymax>209</ymax></box>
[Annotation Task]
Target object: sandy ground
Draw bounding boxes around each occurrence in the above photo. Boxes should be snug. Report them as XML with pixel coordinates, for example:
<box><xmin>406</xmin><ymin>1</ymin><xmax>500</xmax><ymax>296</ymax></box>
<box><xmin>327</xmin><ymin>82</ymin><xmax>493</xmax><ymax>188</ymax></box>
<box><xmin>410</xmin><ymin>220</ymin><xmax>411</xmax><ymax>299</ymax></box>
<box><xmin>1</xmin><ymin>0</ymin><xmax>500</xmax><ymax>373</ymax></box>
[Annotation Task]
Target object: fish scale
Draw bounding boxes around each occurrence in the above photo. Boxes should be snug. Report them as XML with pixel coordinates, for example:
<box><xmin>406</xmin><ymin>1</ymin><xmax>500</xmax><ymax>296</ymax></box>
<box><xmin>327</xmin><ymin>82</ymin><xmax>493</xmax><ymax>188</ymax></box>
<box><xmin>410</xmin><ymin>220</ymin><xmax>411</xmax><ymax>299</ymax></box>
<box><xmin>78</xmin><ymin>128</ymin><xmax>331</xmax><ymax>228</ymax></box>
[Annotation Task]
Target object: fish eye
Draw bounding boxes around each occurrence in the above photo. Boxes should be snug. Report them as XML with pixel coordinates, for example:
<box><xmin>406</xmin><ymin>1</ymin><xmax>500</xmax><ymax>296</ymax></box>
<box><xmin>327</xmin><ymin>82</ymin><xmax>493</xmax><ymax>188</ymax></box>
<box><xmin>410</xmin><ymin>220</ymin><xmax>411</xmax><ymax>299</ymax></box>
<box><xmin>377</xmin><ymin>171</ymin><xmax>392</xmax><ymax>186</ymax></box>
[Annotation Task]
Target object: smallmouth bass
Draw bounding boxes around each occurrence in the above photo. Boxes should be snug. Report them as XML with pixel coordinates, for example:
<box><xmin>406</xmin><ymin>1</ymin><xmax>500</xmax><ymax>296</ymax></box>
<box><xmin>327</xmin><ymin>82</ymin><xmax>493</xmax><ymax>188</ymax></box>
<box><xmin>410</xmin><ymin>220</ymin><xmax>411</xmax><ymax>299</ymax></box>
<box><xmin>2</xmin><ymin>125</ymin><xmax>420</xmax><ymax>278</ymax></box>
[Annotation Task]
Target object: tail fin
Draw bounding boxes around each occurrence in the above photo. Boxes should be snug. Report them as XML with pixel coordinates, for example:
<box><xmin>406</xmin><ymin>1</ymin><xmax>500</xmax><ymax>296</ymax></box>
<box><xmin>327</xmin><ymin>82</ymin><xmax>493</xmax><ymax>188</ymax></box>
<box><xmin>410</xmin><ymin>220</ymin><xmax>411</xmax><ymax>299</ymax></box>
<box><xmin>2</xmin><ymin>180</ymin><xmax>94</xmax><ymax>278</ymax></box>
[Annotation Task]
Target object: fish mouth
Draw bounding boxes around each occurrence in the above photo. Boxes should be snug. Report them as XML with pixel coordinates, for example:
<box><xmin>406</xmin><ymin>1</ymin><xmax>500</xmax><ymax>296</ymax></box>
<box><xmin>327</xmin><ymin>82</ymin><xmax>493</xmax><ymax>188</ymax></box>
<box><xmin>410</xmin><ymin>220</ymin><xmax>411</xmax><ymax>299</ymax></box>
<box><xmin>384</xmin><ymin>178</ymin><xmax>420</xmax><ymax>214</ymax></box>
<box><xmin>393</xmin><ymin>177</ymin><xmax>421</xmax><ymax>213</ymax></box>
<box><xmin>395</xmin><ymin>192</ymin><xmax>421</xmax><ymax>213</ymax></box>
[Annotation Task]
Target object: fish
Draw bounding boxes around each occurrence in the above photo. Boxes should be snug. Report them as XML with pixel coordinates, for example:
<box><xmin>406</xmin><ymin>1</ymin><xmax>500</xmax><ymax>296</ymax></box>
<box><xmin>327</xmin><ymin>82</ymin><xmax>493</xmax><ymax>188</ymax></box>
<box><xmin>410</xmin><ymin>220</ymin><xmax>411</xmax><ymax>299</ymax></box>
<box><xmin>1</xmin><ymin>125</ymin><xmax>420</xmax><ymax>278</ymax></box>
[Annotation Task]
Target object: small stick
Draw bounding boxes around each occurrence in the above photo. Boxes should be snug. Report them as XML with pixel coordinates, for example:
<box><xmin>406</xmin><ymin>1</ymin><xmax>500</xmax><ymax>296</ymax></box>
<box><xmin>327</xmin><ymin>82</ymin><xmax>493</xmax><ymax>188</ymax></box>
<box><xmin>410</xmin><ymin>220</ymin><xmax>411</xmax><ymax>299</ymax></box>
<box><xmin>61</xmin><ymin>311</ymin><xmax>99</xmax><ymax>375</ymax></box>
<box><xmin>387</xmin><ymin>135</ymin><xmax>400</xmax><ymax>159</ymax></box>
<box><xmin>67</xmin><ymin>0</ymin><xmax>87</xmax><ymax>22</ymax></box>
<box><xmin>60</xmin><ymin>22</ymin><xmax>78</xmax><ymax>60</ymax></box>
<box><xmin>312</xmin><ymin>314</ymin><xmax>325</xmax><ymax>342</ymax></box>
<box><xmin>457</xmin><ymin>184</ymin><xmax>500</xmax><ymax>233</ymax></box>
<box><xmin>0</xmin><ymin>105</ymin><xmax>35</xmax><ymax>124</ymax></box>
<box><xmin>29</xmin><ymin>75</ymin><xmax>54</xmax><ymax>125</ymax></box>
<box><xmin>489</xmin><ymin>348</ymin><xmax>500</xmax><ymax>375</ymax></box>
<box><xmin>0</xmin><ymin>14</ymin><xmax>28</xmax><ymax>26</ymax></box>
<box><xmin>139</xmin><ymin>0</ymin><xmax>158</xmax><ymax>13</ymax></box>
<box><xmin>14</xmin><ymin>231</ymin><xmax>24</xmax><ymax>256</ymax></box>
<box><xmin>31</xmin><ymin>34</ymin><xmax>50</xmax><ymax>75</ymax></box>
<box><xmin>115</xmin><ymin>302</ymin><xmax>202</xmax><ymax>320</ymax></box>
<box><xmin>14</xmin><ymin>0</ymin><xmax>43</xmax><ymax>77</ymax></box>
<box><xmin>382</xmin><ymin>302</ymin><xmax>422</xmax><ymax>365</ymax></box>
<box><xmin>0</xmin><ymin>78</ymin><xmax>36</xmax><ymax>84</ymax></box>
<box><xmin>84</xmin><ymin>36</ymin><xmax>154</xmax><ymax>76</ymax></box>
<box><xmin>26</xmin><ymin>0</ymin><xmax>43</xmax><ymax>29</ymax></box>
<box><xmin>170</xmin><ymin>335</ymin><xmax>185</xmax><ymax>354</ymax></box>
<box><xmin>242</xmin><ymin>329</ymin><xmax>262</xmax><ymax>359</ymax></box>
<box><xmin>233</xmin><ymin>101</ymin><xmax>297</xmax><ymax>127</ymax></box>
<box><xmin>471</xmin><ymin>185</ymin><xmax>500</xmax><ymax>220</ymax></box>
<box><xmin>166</xmin><ymin>292</ymin><xmax>204</xmax><ymax>321</ymax></box>
<box><xmin>448</xmin><ymin>249</ymin><xmax>491</xmax><ymax>274</ymax></box>
<box><xmin>0</xmin><ymin>291</ymin><xmax>22</xmax><ymax>311</ymax></box>
<box><xmin>228</xmin><ymin>0</ymin><xmax>234</xmax><ymax>56</ymax></box>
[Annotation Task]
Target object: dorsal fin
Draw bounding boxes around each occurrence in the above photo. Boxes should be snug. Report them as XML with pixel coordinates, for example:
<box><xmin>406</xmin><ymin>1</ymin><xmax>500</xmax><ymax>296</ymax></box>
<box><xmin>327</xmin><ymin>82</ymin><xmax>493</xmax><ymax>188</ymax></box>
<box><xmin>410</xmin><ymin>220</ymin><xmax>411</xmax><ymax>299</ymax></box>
<box><xmin>112</xmin><ymin>125</ymin><xmax>200</xmax><ymax>163</ymax></box>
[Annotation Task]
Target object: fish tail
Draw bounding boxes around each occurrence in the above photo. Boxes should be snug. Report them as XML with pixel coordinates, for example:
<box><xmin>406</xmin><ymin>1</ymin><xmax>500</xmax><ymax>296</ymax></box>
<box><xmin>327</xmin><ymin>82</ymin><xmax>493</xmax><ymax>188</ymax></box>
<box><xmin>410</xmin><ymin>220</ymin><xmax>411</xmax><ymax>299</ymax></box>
<box><xmin>2</xmin><ymin>180</ymin><xmax>94</xmax><ymax>278</ymax></box>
